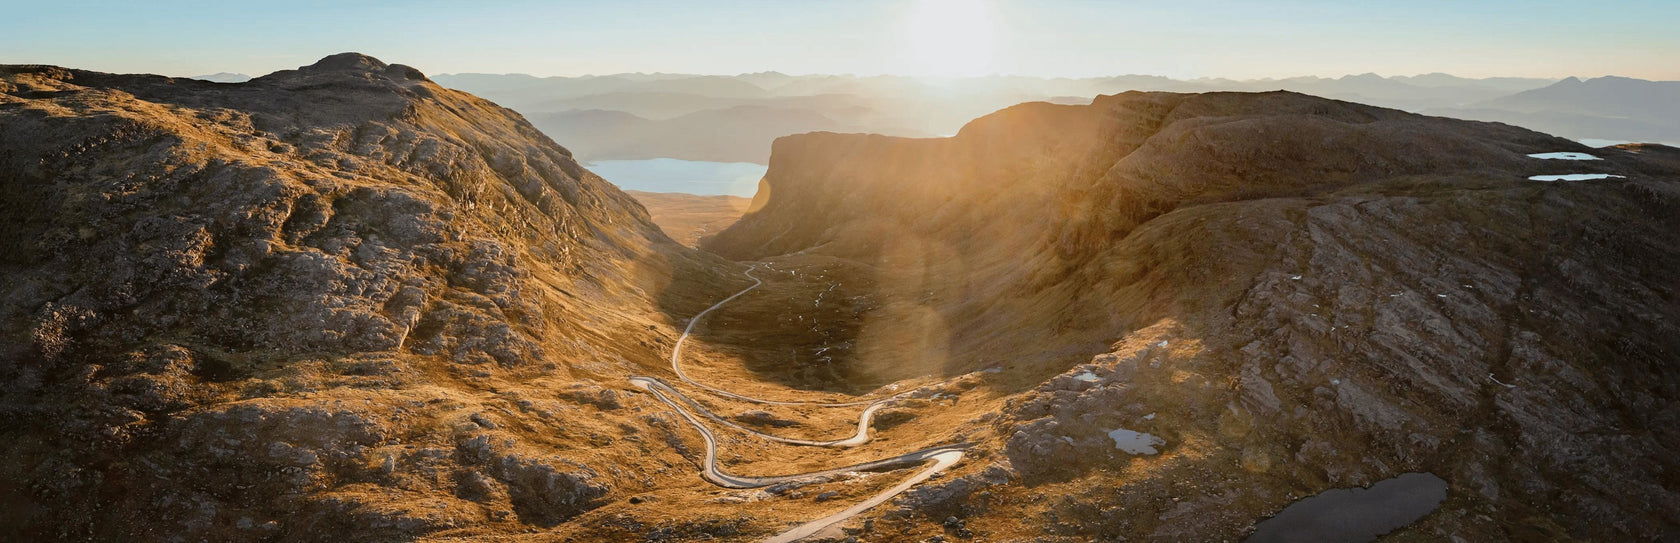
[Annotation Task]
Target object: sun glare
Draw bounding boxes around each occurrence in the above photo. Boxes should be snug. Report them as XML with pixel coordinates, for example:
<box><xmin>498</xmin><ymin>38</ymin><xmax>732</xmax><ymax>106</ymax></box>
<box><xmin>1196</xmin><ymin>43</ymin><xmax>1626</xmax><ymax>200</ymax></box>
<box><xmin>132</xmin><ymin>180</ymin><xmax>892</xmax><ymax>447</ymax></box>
<box><xmin>904</xmin><ymin>0</ymin><xmax>996</xmax><ymax>78</ymax></box>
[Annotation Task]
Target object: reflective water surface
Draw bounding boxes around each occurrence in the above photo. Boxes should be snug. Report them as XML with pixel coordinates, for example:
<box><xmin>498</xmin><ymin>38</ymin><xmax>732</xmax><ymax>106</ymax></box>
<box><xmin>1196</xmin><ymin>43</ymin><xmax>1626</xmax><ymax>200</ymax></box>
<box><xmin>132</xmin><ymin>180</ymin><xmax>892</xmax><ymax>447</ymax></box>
<box><xmin>1246</xmin><ymin>472</ymin><xmax>1448</xmax><ymax>543</ymax></box>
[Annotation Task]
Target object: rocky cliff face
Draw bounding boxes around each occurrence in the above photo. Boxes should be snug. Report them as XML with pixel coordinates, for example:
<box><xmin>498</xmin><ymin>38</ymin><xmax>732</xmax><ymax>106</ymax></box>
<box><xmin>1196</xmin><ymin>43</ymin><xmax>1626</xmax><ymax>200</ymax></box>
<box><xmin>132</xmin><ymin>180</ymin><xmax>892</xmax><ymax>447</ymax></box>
<box><xmin>7</xmin><ymin>56</ymin><xmax>1679</xmax><ymax>541</ymax></box>
<box><xmin>707</xmin><ymin>91</ymin><xmax>1631</xmax><ymax>263</ymax></box>
<box><xmin>0</xmin><ymin>54</ymin><xmax>739</xmax><ymax>540</ymax></box>
<box><xmin>705</xmin><ymin>92</ymin><xmax>1680</xmax><ymax>539</ymax></box>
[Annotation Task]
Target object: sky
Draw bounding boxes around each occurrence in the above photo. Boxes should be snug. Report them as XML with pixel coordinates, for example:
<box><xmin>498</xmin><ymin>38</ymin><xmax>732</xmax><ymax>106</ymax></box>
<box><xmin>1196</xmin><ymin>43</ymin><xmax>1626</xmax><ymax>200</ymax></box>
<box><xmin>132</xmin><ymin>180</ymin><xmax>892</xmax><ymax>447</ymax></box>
<box><xmin>2</xmin><ymin>0</ymin><xmax>1677</xmax><ymax>80</ymax></box>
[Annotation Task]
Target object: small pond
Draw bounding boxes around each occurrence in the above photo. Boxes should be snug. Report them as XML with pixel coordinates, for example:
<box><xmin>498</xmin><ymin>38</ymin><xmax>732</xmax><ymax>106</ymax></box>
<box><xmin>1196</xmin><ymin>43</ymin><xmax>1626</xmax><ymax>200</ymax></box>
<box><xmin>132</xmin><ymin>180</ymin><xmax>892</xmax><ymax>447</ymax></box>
<box><xmin>1528</xmin><ymin>173</ymin><xmax>1624</xmax><ymax>181</ymax></box>
<box><xmin>1246</xmin><ymin>472</ymin><xmax>1448</xmax><ymax>543</ymax></box>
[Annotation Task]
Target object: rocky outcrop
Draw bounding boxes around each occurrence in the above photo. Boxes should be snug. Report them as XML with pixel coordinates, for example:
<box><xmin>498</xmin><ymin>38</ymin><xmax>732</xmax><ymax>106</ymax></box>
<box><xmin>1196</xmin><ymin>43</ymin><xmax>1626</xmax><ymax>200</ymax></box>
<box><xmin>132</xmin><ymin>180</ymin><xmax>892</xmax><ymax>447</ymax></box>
<box><xmin>704</xmin><ymin>91</ymin><xmax>1601</xmax><ymax>262</ymax></box>
<box><xmin>7</xmin><ymin>54</ymin><xmax>1680</xmax><ymax>541</ymax></box>
<box><xmin>707</xmin><ymin>91</ymin><xmax>1680</xmax><ymax>540</ymax></box>
<box><xmin>0</xmin><ymin>54</ymin><xmax>731</xmax><ymax>540</ymax></box>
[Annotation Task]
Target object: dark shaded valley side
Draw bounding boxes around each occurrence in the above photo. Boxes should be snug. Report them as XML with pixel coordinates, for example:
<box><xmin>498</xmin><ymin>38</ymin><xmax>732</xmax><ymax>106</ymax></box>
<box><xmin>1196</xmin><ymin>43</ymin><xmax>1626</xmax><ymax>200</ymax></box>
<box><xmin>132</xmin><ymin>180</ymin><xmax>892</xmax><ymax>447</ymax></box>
<box><xmin>3</xmin><ymin>54</ymin><xmax>1678</xmax><ymax>541</ymax></box>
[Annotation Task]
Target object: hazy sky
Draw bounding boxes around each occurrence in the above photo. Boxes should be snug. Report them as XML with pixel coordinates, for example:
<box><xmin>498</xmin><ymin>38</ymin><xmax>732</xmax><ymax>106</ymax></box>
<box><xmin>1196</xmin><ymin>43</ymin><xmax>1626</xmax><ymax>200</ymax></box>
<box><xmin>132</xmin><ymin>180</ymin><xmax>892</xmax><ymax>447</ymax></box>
<box><xmin>3</xmin><ymin>0</ymin><xmax>1676</xmax><ymax>80</ymax></box>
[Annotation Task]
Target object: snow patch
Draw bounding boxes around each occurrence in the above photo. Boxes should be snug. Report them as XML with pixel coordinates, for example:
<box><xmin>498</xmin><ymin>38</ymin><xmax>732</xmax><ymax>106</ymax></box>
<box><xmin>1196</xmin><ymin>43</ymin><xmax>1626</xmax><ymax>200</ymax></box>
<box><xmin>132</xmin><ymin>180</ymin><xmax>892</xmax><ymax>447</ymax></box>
<box><xmin>1072</xmin><ymin>371</ymin><xmax>1101</xmax><ymax>383</ymax></box>
<box><xmin>1527</xmin><ymin>152</ymin><xmax>1600</xmax><ymax>160</ymax></box>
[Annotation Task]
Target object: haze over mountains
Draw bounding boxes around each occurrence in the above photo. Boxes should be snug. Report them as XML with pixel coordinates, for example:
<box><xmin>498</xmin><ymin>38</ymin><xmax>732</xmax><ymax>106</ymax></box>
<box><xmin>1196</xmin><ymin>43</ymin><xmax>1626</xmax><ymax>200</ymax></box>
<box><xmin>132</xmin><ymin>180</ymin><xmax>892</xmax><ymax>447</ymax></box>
<box><xmin>433</xmin><ymin>71</ymin><xmax>1680</xmax><ymax>165</ymax></box>
<box><xmin>3</xmin><ymin>0</ymin><xmax>1676</xmax><ymax>538</ymax></box>
<box><xmin>188</xmin><ymin>72</ymin><xmax>252</xmax><ymax>83</ymax></box>
<box><xmin>5</xmin><ymin>53</ymin><xmax>1679</xmax><ymax>541</ymax></box>
<box><xmin>1428</xmin><ymin>76</ymin><xmax>1680</xmax><ymax>146</ymax></box>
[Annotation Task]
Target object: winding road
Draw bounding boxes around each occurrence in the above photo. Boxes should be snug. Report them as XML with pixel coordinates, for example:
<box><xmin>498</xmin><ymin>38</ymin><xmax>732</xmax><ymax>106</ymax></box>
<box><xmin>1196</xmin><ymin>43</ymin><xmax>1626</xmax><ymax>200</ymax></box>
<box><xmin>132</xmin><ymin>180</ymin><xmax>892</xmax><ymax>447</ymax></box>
<box><xmin>631</xmin><ymin>377</ymin><xmax>967</xmax><ymax>488</ymax></box>
<box><xmin>628</xmin><ymin>264</ymin><xmax>968</xmax><ymax>541</ymax></box>
<box><xmin>633</xmin><ymin>375</ymin><xmax>893</xmax><ymax>448</ymax></box>
<box><xmin>668</xmin><ymin>265</ymin><xmax>881</xmax><ymax>407</ymax></box>
<box><xmin>763</xmin><ymin>449</ymin><xmax>964</xmax><ymax>543</ymax></box>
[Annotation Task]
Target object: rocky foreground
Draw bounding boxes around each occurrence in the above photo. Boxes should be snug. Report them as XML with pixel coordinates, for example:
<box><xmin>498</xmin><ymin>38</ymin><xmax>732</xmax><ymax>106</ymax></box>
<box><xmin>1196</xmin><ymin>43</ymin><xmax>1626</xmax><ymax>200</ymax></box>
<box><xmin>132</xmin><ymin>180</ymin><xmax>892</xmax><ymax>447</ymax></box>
<box><xmin>0</xmin><ymin>53</ymin><xmax>754</xmax><ymax>540</ymax></box>
<box><xmin>2</xmin><ymin>54</ymin><xmax>1678</xmax><ymax>542</ymax></box>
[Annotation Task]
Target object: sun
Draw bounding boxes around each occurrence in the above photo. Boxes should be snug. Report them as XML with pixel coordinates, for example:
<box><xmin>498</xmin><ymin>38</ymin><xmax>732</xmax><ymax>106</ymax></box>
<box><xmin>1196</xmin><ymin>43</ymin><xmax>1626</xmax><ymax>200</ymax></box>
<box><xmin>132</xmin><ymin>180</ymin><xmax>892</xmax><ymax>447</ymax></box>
<box><xmin>903</xmin><ymin>0</ymin><xmax>997</xmax><ymax>78</ymax></box>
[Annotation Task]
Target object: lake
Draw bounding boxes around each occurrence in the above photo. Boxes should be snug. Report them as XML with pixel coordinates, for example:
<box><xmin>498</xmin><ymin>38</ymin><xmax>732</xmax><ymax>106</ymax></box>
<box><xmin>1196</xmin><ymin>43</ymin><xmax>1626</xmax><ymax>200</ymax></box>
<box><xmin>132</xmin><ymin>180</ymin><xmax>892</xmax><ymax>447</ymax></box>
<box><xmin>585</xmin><ymin>158</ymin><xmax>767</xmax><ymax>197</ymax></box>
<box><xmin>1246</xmin><ymin>472</ymin><xmax>1448</xmax><ymax>543</ymax></box>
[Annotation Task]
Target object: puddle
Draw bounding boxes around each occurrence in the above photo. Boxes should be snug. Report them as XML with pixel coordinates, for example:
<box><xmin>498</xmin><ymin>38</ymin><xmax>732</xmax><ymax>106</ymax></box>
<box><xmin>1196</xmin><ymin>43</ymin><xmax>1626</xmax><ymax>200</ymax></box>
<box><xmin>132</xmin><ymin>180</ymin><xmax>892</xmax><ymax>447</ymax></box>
<box><xmin>1073</xmin><ymin>371</ymin><xmax>1101</xmax><ymax>382</ymax></box>
<box><xmin>1106</xmin><ymin>428</ymin><xmax>1164</xmax><ymax>455</ymax></box>
<box><xmin>1246</xmin><ymin>472</ymin><xmax>1448</xmax><ymax>543</ymax></box>
<box><xmin>1528</xmin><ymin>173</ymin><xmax>1624</xmax><ymax>181</ymax></box>
<box><xmin>1526</xmin><ymin>152</ymin><xmax>1600</xmax><ymax>160</ymax></box>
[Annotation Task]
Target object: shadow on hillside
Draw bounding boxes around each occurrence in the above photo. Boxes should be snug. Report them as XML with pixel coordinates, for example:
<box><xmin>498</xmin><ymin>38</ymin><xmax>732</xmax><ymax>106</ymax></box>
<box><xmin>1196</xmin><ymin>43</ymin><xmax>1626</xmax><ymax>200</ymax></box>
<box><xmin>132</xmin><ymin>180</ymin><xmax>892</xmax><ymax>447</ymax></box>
<box><xmin>653</xmin><ymin>231</ymin><xmax>1123</xmax><ymax>398</ymax></box>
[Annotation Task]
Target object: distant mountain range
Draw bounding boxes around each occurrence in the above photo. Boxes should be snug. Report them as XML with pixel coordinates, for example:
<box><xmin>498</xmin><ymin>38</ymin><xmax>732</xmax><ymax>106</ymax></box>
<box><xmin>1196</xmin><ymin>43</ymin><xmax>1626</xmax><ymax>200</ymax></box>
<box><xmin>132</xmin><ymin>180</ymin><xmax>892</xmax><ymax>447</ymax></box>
<box><xmin>527</xmin><ymin>105</ymin><xmax>849</xmax><ymax>163</ymax></box>
<box><xmin>434</xmin><ymin>71</ymin><xmax>1678</xmax><ymax>163</ymax></box>
<box><xmin>186</xmin><ymin>72</ymin><xmax>252</xmax><ymax>83</ymax></box>
<box><xmin>8</xmin><ymin>54</ymin><xmax>1680</xmax><ymax>541</ymax></box>
<box><xmin>1428</xmin><ymin>76</ymin><xmax>1680</xmax><ymax>144</ymax></box>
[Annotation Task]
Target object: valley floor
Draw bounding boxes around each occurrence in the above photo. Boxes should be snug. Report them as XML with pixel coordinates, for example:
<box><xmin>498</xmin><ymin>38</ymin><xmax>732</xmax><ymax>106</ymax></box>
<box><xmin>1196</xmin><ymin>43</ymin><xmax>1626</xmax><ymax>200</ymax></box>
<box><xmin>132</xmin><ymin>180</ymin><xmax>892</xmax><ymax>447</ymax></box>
<box><xmin>628</xmin><ymin>190</ymin><xmax>754</xmax><ymax>247</ymax></box>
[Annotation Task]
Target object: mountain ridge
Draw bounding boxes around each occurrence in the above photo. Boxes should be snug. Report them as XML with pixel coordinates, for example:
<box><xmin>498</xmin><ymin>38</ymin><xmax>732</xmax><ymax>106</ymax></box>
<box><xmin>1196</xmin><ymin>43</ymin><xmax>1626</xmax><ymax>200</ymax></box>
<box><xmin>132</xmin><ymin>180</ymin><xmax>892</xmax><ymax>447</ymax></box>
<box><xmin>6</xmin><ymin>54</ymin><xmax>1680</xmax><ymax>541</ymax></box>
<box><xmin>701</xmin><ymin>90</ymin><xmax>1680</xmax><ymax>539</ymax></box>
<box><xmin>429</xmin><ymin>71</ymin><xmax>1678</xmax><ymax>167</ymax></box>
<box><xmin>0</xmin><ymin>52</ymin><xmax>744</xmax><ymax>540</ymax></box>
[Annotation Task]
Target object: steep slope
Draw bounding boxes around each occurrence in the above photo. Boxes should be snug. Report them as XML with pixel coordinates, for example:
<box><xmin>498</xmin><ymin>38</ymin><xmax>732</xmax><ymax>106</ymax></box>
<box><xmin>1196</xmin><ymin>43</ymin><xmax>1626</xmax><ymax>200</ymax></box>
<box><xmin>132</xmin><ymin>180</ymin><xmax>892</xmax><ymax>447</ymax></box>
<box><xmin>702</xmin><ymin>91</ymin><xmax>1680</xmax><ymax>540</ymax></box>
<box><xmin>0</xmin><ymin>54</ymin><xmax>748</xmax><ymax>540</ymax></box>
<box><xmin>8</xmin><ymin>56</ymin><xmax>1679</xmax><ymax>541</ymax></box>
